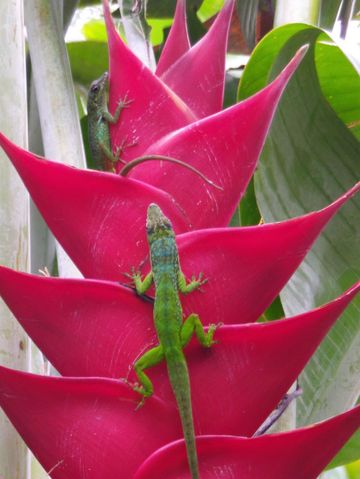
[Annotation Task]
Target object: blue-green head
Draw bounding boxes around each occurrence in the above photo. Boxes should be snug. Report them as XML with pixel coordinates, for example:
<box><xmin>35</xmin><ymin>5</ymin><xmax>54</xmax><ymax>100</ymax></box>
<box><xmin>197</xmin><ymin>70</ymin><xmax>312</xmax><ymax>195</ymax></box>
<box><xmin>146</xmin><ymin>204</ymin><xmax>175</xmax><ymax>244</ymax></box>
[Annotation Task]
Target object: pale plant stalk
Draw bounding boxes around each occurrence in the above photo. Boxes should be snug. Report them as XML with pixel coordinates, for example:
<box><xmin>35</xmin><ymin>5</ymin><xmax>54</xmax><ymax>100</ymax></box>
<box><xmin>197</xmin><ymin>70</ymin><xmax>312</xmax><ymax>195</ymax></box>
<box><xmin>0</xmin><ymin>1</ymin><xmax>30</xmax><ymax>478</ymax></box>
<box><xmin>25</xmin><ymin>1</ymin><xmax>85</xmax><ymax>476</ymax></box>
<box><xmin>28</xmin><ymin>1</ymin><xmax>79</xmax><ymax>279</ymax></box>
<box><xmin>274</xmin><ymin>0</ymin><xmax>321</xmax><ymax>26</ymax></box>
<box><xmin>117</xmin><ymin>0</ymin><xmax>156</xmax><ymax>71</ymax></box>
<box><xmin>25</xmin><ymin>0</ymin><xmax>86</xmax><ymax>279</ymax></box>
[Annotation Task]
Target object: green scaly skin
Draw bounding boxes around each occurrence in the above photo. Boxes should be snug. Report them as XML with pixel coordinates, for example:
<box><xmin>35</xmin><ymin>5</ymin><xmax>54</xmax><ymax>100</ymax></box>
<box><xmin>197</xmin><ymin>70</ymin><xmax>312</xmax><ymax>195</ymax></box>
<box><xmin>87</xmin><ymin>71</ymin><xmax>132</xmax><ymax>172</ymax></box>
<box><xmin>128</xmin><ymin>204</ymin><xmax>220</xmax><ymax>479</ymax></box>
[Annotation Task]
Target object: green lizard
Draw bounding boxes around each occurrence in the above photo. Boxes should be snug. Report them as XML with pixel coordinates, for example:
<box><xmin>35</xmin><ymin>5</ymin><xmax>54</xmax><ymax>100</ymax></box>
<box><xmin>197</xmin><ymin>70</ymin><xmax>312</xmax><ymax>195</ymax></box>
<box><xmin>87</xmin><ymin>71</ymin><xmax>133</xmax><ymax>172</ymax></box>
<box><xmin>128</xmin><ymin>203</ymin><xmax>220</xmax><ymax>479</ymax></box>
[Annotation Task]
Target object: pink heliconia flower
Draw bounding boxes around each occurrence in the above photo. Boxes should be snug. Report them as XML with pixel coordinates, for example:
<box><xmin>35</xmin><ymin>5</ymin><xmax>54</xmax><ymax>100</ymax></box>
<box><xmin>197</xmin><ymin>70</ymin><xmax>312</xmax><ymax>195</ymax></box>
<box><xmin>0</xmin><ymin>1</ymin><xmax>359</xmax><ymax>478</ymax></box>
<box><xmin>103</xmin><ymin>0</ymin><xmax>308</xmax><ymax>228</ymax></box>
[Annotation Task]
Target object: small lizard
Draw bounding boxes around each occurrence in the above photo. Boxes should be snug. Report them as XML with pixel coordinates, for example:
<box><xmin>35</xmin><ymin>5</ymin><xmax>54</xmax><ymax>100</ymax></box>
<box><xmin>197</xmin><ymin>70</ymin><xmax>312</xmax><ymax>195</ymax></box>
<box><xmin>87</xmin><ymin>71</ymin><xmax>132</xmax><ymax>172</ymax></box>
<box><xmin>88</xmin><ymin>73</ymin><xmax>224</xmax><ymax>192</ymax></box>
<box><xmin>128</xmin><ymin>204</ymin><xmax>220</xmax><ymax>479</ymax></box>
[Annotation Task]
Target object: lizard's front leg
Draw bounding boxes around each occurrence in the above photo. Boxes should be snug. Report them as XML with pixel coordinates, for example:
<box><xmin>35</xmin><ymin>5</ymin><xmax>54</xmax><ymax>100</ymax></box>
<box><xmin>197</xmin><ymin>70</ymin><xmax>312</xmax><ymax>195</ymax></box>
<box><xmin>178</xmin><ymin>270</ymin><xmax>207</xmax><ymax>294</ymax></box>
<box><xmin>100</xmin><ymin>95</ymin><xmax>134</xmax><ymax>169</ymax></box>
<box><xmin>180</xmin><ymin>313</ymin><xmax>221</xmax><ymax>348</ymax></box>
<box><xmin>102</xmin><ymin>94</ymin><xmax>133</xmax><ymax>124</ymax></box>
<box><xmin>131</xmin><ymin>270</ymin><xmax>153</xmax><ymax>295</ymax></box>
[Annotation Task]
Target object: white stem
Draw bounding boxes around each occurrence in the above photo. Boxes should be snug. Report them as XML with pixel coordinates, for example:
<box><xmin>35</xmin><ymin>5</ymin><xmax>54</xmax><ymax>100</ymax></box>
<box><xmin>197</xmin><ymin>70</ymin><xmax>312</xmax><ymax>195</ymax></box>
<box><xmin>274</xmin><ymin>0</ymin><xmax>321</xmax><ymax>26</ymax></box>
<box><xmin>25</xmin><ymin>0</ymin><xmax>85</xmax><ymax>278</ymax></box>
<box><xmin>0</xmin><ymin>1</ymin><xmax>30</xmax><ymax>478</ymax></box>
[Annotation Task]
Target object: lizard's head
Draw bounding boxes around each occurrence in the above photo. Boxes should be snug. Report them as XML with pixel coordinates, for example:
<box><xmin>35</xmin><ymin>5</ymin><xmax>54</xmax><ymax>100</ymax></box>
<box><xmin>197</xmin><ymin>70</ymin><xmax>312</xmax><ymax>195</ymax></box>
<box><xmin>88</xmin><ymin>72</ymin><xmax>108</xmax><ymax>105</ymax></box>
<box><xmin>146</xmin><ymin>204</ymin><xmax>174</xmax><ymax>241</ymax></box>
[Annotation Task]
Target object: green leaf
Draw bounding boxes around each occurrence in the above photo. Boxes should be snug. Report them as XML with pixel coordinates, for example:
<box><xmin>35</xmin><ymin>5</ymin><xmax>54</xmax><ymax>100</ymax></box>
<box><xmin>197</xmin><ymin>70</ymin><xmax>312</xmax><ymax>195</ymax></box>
<box><xmin>67</xmin><ymin>41</ymin><xmax>108</xmax><ymax>86</ymax></box>
<box><xmin>147</xmin><ymin>0</ymin><xmax>177</xmax><ymax>18</ymax></box>
<box><xmin>197</xmin><ymin>0</ymin><xmax>224</xmax><ymax>22</ymax></box>
<box><xmin>328</xmin><ymin>430</ymin><xmax>360</xmax><ymax>470</ymax></box>
<box><xmin>147</xmin><ymin>18</ymin><xmax>173</xmax><ymax>45</ymax></box>
<box><xmin>238</xmin><ymin>178</ymin><xmax>261</xmax><ymax>226</ymax></box>
<box><xmin>316</xmin><ymin>40</ymin><xmax>360</xmax><ymax>140</ymax></box>
<box><xmin>238</xmin><ymin>23</ymin><xmax>360</xmax><ymax>466</ymax></box>
<box><xmin>345</xmin><ymin>457</ymin><xmax>360</xmax><ymax>478</ymax></box>
<box><xmin>82</xmin><ymin>19</ymin><xmax>108</xmax><ymax>42</ymax></box>
<box><xmin>147</xmin><ymin>0</ymin><xmax>202</xmax><ymax>19</ymax></box>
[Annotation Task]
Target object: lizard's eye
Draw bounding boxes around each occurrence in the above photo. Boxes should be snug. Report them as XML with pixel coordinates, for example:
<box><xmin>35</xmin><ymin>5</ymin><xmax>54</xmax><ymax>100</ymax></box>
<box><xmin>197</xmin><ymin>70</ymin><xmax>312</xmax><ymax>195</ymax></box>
<box><xmin>91</xmin><ymin>85</ymin><xmax>99</xmax><ymax>93</ymax></box>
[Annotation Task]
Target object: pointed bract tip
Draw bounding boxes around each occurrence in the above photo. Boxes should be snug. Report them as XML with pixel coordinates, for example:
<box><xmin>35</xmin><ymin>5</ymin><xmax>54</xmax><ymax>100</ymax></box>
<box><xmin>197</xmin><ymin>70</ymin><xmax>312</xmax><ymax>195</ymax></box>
<box><xmin>321</xmin><ymin>181</ymin><xmax>360</xmax><ymax>214</ymax></box>
<box><xmin>209</xmin><ymin>0</ymin><xmax>234</xmax><ymax>33</ymax></box>
<box><xmin>345</xmin><ymin>180</ymin><xmax>360</xmax><ymax>199</ymax></box>
<box><xmin>102</xmin><ymin>0</ymin><xmax>110</xmax><ymax>18</ymax></box>
<box><xmin>102</xmin><ymin>0</ymin><xmax>116</xmax><ymax>39</ymax></box>
<box><xmin>224</xmin><ymin>0</ymin><xmax>236</xmax><ymax>11</ymax></box>
<box><xmin>296</xmin><ymin>43</ymin><xmax>309</xmax><ymax>60</ymax></box>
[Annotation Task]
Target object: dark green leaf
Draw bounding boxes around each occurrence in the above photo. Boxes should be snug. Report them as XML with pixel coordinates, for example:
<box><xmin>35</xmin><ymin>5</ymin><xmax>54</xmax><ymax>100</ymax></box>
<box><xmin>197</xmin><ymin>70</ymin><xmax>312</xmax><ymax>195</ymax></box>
<box><xmin>238</xmin><ymin>177</ymin><xmax>261</xmax><ymax>226</ymax></box>
<box><xmin>187</xmin><ymin>6</ymin><xmax>207</xmax><ymax>43</ymax></box>
<box><xmin>147</xmin><ymin>0</ymin><xmax>202</xmax><ymax>18</ymax></box>
<box><xmin>80</xmin><ymin>115</ymin><xmax>98</xmax><ymax>170</ymax></box>
<box><xmin>319</xmin><ymin>0</ymin><xmax>342</xmax><ymax>30</ymax></box>
<box><xmin>223</xmin><ymin>71</ymin><xmax>241</xmax><ymax>109</ymax></box>
<box><xmin>260</xmin><ymin>295</ymin><xmax>285</xmax><ymax>322</ymax></box>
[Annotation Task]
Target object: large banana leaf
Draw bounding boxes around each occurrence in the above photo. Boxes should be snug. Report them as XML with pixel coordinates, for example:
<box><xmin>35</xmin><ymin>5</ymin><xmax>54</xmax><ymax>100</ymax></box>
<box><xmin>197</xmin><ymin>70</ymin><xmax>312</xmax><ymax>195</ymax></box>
<box><xmin>238</xmin><ymin>23</ymin><xmax>360</xmax><ymax>466</ymax></box>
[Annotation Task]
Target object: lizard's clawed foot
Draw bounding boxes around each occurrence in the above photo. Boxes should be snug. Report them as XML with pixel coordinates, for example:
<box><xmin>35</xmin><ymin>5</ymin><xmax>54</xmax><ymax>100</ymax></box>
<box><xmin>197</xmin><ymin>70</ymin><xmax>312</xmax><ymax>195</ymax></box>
<box><xmin>135</xmin><ymin>397</ymin><xmax>146</xmax><ymax>410</ymax></box>
<box><xmin>117</xmin><ymin>92</ymin><xmax>134</xmax><ymax>110</ymax></box>
<box><xmin>123</xmin><ymin>267</ymin><xmax>141</xmax><ymax>284</ymax></box>
<box><xmin>121</xmin><ymin>378</ymin><xmax>147</xmax><ymax>409</ymax></box>
<box><xmin>190</xmin><ymin>272</ymin><xmax>208</xmax><ymax>292</ymax></box>
<box><xmin>115</xmin><ymin>137</ymin><xmax>139</xmax><ymax>164</ymax></box>
<box><xmin>38</xmin><ymin>266</ymin><xmax>51</xmax><ymax>277</ymax></box>
<box><xmin>205</xmin><ymin>322</ymin><xmax>223</xmax><ymax>346</ymax></box>
<box><xmin>113</xmin><ymin>146</ymin><xmax>126</xmax><ymax>165</ymax></box>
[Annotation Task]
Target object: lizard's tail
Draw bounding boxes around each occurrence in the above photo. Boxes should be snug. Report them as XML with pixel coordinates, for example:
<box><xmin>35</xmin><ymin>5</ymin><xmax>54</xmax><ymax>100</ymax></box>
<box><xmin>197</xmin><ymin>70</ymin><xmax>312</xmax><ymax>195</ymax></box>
<box><xmin>166</xmin><ymin>351</ymin><xmax>200</xmax><ymax>479</ymax></box>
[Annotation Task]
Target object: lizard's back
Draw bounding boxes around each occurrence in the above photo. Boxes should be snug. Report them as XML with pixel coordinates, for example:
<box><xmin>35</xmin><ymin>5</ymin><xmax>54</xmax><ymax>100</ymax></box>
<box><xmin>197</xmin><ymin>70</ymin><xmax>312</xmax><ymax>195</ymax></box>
<box><xmin>150</xmin><ymin>235</ymin><xmax>183</xmax><ymax>349</ymax></box>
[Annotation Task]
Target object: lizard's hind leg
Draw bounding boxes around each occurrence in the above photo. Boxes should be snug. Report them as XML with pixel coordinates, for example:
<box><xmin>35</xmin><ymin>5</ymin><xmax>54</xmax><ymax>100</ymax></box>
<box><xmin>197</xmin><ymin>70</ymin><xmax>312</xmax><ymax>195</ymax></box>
<box><xmin>132</xmin><ymin>344</ymin><xmax>164</xmax><ymax>402</ymax></box>
<box><xmin>180</xmin><ymin>313</ymin><xmax>220</xmax><ymax>348</ymax></box>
